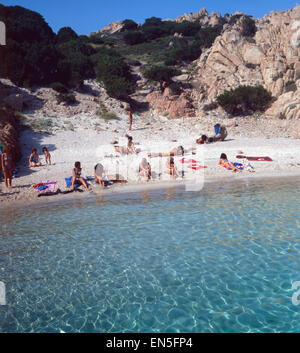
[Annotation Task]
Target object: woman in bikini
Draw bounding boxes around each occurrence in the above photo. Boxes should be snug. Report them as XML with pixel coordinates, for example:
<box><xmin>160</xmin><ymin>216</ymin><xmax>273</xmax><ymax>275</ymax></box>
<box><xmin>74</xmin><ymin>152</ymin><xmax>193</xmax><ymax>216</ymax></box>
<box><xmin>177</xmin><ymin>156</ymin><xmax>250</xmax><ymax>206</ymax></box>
<box><xmin>127</xmin><ymin>136</ymin><xmax>136</xmax><ymax>154</ymax></box>
<box><xmin>219</xmin><ymin>153</ymin><xmax>241</xmax><ymax>172</ymax></box>
<box><xmin>29</xmin><ymin>148</ymin><xmax>42</xmax><ymax>167</ymax></box>
<box><xmin>1</xmin><ymin>146</ymin><xmax>14</xmax><ymax>188</ymax></box>
<box><xmin>72</xmin><ymin>161</ymin><xmax>88</xmax><ymax>190</ymax></box>
<box><xmin>139</xmin><ymin>158</ymin><xmax>152</xmax><ymax>181</ymax></box>
<box><xmin>166</xmin><ymin>157</ymin><xmax>181</xmax><ymax>180</ymax></box>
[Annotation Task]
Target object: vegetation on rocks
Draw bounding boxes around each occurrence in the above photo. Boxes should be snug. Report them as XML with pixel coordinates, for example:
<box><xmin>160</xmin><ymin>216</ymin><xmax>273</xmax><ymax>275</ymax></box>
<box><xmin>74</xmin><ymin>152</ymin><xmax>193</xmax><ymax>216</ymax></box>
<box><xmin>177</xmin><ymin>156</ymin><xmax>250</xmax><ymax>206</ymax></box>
<box><xmin>216</xmin><ymin>86</ymin><xmax>272</xmax><ymax>115</ymax></box>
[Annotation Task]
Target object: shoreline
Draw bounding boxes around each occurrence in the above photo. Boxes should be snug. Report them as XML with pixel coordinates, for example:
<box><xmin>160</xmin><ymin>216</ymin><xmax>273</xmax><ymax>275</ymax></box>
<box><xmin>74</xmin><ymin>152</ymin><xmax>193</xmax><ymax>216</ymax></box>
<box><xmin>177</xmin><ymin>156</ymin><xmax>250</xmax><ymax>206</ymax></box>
<box><xmin>1</xmin><ymin>123</ymin><xmax>300</xmax><ymax>208</ymax></box>
<box><xmin>1</xmin><ymin>170</ymin><xmax>300</xmax><ymax>212</ymax></box>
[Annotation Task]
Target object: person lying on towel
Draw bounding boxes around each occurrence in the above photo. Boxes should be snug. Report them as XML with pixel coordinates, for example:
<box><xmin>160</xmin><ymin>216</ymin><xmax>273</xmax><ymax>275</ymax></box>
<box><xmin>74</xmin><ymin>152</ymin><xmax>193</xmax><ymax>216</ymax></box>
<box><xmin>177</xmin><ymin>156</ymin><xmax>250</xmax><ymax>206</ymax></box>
<box><xmin>219</xmin><ymin>153</ymin><xmax>242</xmax><ymax>172</ymax></box>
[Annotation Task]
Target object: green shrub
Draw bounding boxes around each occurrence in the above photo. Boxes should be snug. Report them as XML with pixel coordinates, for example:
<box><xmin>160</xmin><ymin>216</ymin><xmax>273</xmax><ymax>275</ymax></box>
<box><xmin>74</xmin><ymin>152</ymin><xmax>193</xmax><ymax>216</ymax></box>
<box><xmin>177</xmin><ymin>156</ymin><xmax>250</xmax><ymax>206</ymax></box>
<box><xmin>203</xmin><ymin>102</ymin><xmax>219</xmax><ymax>111</ymax></box>
<box><xmin>50</xmin><ymin>82</ymin><xmax>68</xmax><ymax>93</ymax></box>
<box><xmin>241</xmin><ymin>16</ymin><xmax>257</xmax><ymax>37</ymax></box>
<box><xmin>285</xmin><ymin>81</ymin><xmax>297</xmax><ymax>92</ymax></box>
<box><xmin>103</xmin><ymin>77</ymin><xmax>135</xmax><ymax>99</ymax></box>
<box><xmin>122</xmin><ymin>19</ymin><xmax>138</xmax><ymax>32</ymax></box>
<box><xmin>272</xmin><ymin>72</ymin><xmax>284</xmax><ymax>81</ymax></box>
<box><xmin>123</xmin><ymin>31</ymin><xmax>146</xmax><ymax>45</ymax></box>
<box><xmin>143</xmin><ymin>65</ymin><xmax>181</xmax><ymax>83</ymax></box>
<box><xmin>56</xmin><ymin>93</ymin><xmax>77</xmax><ymax>105</ymax></box>
<box><xmin>168</xmin><ymin>82</ymin><xmax>182</xmax><ymax>95</ymax></box>
<box><xmin>195</xmin><ymin>25</ymin><xmax>223</xmax><ymax>48</ymax></box>
<box><xmin>56</xmin><ymin>27</ymin><xmax>78</xmax><ymax>44</ymax></box>
<box><xmin>216</xmin><ymin>85</ymin><xmax>272</xmax><ymax>115</ymax></box>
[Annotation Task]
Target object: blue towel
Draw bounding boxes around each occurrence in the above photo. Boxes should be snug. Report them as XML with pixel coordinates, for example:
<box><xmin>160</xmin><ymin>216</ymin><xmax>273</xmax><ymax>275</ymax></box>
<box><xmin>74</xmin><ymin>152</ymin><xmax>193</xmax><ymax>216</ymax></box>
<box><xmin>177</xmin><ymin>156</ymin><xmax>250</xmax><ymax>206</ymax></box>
<box><xmin>65</xmin><ymin>176</ymin><xmax>86</xmax><ymax>188</ymax></box>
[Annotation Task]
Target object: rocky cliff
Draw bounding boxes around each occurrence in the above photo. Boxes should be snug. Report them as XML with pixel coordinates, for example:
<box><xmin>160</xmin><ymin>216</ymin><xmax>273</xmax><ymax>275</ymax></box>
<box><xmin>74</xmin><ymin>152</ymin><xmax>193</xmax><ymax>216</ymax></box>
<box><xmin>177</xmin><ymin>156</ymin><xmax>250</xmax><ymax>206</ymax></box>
<box><xmin>192</xmin><ymin>5</ymin><xmax>300</xmax><ymax>119</ymax></box>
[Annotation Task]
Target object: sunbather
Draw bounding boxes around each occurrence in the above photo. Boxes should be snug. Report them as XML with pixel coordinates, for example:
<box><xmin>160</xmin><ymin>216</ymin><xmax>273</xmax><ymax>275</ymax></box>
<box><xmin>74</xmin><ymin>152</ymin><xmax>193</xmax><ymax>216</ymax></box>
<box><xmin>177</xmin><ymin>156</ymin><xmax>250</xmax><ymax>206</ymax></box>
<box><xmin>139</xmin><ymin>158</ymin><xmax>152</xmax><ymax>181</ymax></box>
<box><xmin>219</xmin><ymin>153</ymin><xmax>241</xmax><ymax>172</ymax></box>
<box><xmin>29</xmin><ymin>148</ymin><xmax>42</xmax><ymax>167</ymax></box>
<box><xmin>196</xmin><ymin>135</ymin><xmax>208</xmax><ymax>145</ymax></box>
<box><xmin>166</xmin><ymin>157</ymin><xmax>181</xmax><ymax>180</ymax></box>
<box><xmin>71</xmin><ymin>161</ymin><xmax>88</xmax><ymax>190</ymax></box>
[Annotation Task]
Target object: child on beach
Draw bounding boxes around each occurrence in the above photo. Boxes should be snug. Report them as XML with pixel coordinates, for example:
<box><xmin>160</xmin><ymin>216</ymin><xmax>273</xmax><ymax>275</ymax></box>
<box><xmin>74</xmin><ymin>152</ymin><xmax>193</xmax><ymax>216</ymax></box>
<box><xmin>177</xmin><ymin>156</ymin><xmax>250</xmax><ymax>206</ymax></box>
<box><xmin>42</xmin><ymin>147</ymin><xmax>51</xmax><ymax>165</ymax></box>
<box><xmin>166</xmin><ymin>157</ymin><xmax>181</xmax><ymax>180</ymax></box>
<box><xmin>29</xmin><ymin>148</ymin><xmax>42</xmax><ymax>167</ymax></box>
<box><xmin>72</xmin><ymin>161</ymin><xmax>88</xmax><ymax>190</ymax></box>
<box><xmin>139</xmin><ymin>158</ymin><xmax>152</xmax><ymax>181</ymax></box>
<box><xmin>1</xmin><ymin>146</ymin><xmax>14</xmax><ymax>188</ymax></box>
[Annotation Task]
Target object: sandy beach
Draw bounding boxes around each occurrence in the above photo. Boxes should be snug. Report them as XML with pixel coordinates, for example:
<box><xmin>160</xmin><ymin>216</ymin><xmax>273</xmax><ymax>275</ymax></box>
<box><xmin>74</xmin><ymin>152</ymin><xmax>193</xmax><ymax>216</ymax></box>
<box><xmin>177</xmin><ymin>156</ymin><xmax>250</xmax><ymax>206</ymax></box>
<box><xmin>1</xmin><ymin>112</ymin><xmax>300</xmax><ymax>207</ymax></box>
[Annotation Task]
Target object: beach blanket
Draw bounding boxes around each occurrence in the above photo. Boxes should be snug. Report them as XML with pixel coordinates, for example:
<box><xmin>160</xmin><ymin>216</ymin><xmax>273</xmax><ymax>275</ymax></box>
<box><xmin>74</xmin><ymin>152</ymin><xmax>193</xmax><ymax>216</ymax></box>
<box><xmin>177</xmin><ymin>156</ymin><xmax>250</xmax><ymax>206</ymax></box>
<box><xmin>65</xmin><ymin>176</ymin><xmax>87</xmax><ymax>188</ymax></box>
<box><xmin>236</xmin><ymin>155</ymin><xmax>273</xmax><ymax>162</ymax></box>
<box><xmin>180</xmin><ymin>158</ymin><xmax>207</xmax><ymax>170</ymax></box>
<box><xmin>221</xmin><ymin>162</ymin><xmax>244</xmax><ymax>171</ymax></box>
<box><xmin>33</xmin><ymin>180</ymin><xmax>58</xmax><ymax>194</ymax></box>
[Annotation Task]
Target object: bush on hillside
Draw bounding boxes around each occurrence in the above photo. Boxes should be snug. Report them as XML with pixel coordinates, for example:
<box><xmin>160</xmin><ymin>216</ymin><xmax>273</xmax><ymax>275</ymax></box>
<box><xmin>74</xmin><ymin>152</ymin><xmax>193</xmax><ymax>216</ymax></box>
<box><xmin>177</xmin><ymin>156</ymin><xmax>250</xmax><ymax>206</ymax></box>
<box><xmin>50</xmin><ymin>82</ymin><xmax>68</xmax><ymax>93</ymax></box>
<box><xmin>123</xmin><ymin>31</ymin><xmax>146</xmax><ymax>45</ymax></box>
<box><xmin>241</xmin><ymin>16</ymin><xmax>257</xmax><ymax>37</ymax></box>
<box><xmin>143</xmin><ymin>65</ymin><xmax>181</xmax><ymax>84</ymax></box>
<box><xmin>56</xmin><ymin>93</ymin><xmax>77</xmax><ymax>105</ymax></box>
<box><xmin>122</xmin><ymin>19</ymin><xmax>139</xmax><ymax>32</ymax></box>
<box><xmin>56</xmin><ymin>27</ymin><xmax>78</xmax><ymax>44</ymax></box>
<box><xmin>216</xmin><ymin>85</ymin><xmax>272</xmax><ymax>115</ymax></box>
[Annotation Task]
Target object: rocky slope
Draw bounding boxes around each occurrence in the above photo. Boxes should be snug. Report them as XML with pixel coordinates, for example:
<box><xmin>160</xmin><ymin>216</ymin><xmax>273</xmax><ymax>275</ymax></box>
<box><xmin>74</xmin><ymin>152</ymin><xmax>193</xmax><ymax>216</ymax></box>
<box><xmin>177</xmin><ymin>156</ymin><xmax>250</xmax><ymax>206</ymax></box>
<box><xmin>191</xmin><ymin>6</ymin><xmax>300</xmax><ymax>119</ymax></box>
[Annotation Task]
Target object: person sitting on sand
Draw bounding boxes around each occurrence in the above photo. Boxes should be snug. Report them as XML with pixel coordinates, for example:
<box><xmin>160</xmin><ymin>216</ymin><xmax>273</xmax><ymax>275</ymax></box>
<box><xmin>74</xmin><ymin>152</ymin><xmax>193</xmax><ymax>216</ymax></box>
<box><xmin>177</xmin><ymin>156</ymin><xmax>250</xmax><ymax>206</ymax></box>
<box><xmin>196</xmin><ymin>135</ymin><xmax>208</xmax><ymax>145</ymax></box>
<box><xmin>1</xmin><ymin>146</ymin><xmax>14</xmax><ymax>189</ymax></box>
<box><xmin>94</xmin><ymin>163</ymin><xmax>106</xmax><ymax>187</ymax></box>
<box><xmin>166</xmin><ymin>157</ymin><xmax>181</xmax><ymax>180</ymax></box>
<box><xmin>72</xmin><ymin>161</ymin><xmax>88</xmax><ymax>190</ymax></box>
<box><xmin>219</xmin><ymin>153</ymin><xmax>241</xmax><ymax>172</ymax></box>
<box><xmin>213</xmin><ymin>124</ymin><xmax>228</xmax><ymax>142</ymax></box>
<box><xmin>139</xmin><ymin>158</ymin><xmax>152</xmax><ymax>181</ymax></box>
<box><xmin>29</xmin><ymin>148</ymin><xmax>42</xmax><ymax>167</ymax></box>
<box><xmin>42</xmin><ymin>147</ymin><xmax>51</xmax><ymax>165</ymax></box>
<box><xmin>127</xmin><ymin>136</ymin><xmax>136</xmax><ymax>154</ymax></box>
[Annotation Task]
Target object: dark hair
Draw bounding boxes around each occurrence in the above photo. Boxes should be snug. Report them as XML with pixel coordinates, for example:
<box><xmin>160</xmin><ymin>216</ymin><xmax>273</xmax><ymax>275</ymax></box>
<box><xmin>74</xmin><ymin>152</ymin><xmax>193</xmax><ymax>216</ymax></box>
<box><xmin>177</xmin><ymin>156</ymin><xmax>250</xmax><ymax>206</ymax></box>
<box><xmin>201</xmin><ymin>135</ymin><xmax>207</xmax><ymax>140</ymax></box>
<box><xmin>208</xmin><ymin>137</ymin><xmax>214</xmax><ymax>143</ymax></box>
<box><xmin>178</xmin><ymin>146</ymin><xmax>184</xmax><ymax>155</ymax></box>
<box><xmin>127</xmin><ymin>136</ymin><xmax>133</xmax><ymax>141</ymax></box>
<box><xmin>220</xmin><ymin>153</ymin><xmax>227</xmax><ymax>160</ymax></box>
<box><xmin>42</xmin><ymin>147</ymin><xmax>48</xmax><ymax>152</ymax></box>
<box><xmin>32</xmin><ymin>148</ymin><xmax>37</xmax><ymax>153</ymax></box>
<box><xmin>75</xmin><ymin>161</ymin><xmax>81</xmax><ymax>168</ymax></box>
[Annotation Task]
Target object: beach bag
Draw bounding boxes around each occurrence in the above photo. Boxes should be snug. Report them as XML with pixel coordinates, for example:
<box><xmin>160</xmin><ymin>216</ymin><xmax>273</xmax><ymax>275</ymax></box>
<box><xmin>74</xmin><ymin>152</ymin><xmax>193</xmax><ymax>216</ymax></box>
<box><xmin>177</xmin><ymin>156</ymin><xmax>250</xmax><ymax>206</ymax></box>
<box><xmin>214</xmin><ymin>124</ymin><xmax>221</xmax><ymax>135</ymax></box>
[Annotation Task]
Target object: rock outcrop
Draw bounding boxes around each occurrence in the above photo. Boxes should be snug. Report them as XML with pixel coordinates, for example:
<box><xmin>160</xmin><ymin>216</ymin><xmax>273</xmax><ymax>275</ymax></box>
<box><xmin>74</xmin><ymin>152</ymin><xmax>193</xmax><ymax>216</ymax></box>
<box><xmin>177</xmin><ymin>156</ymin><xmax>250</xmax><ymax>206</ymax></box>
<box><xmin>146</xmin><ymin>89</ymin><xmax>195</xmax><ymax>119</ymax></box>
<box><xmin>193</xmin><ymin>6</ymin><xmax>300</xmax><ymax>119</ymax></box>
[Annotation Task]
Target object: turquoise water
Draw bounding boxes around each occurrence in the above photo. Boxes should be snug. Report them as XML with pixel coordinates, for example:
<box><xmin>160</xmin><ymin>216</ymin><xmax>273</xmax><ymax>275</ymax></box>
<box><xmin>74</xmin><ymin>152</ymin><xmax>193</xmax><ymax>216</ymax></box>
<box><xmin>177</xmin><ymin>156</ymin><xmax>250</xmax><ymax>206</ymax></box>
<box><xmin>0</xmin><ymin>177</ymin><xmax>300</xmax><ymax>333</ymax></box>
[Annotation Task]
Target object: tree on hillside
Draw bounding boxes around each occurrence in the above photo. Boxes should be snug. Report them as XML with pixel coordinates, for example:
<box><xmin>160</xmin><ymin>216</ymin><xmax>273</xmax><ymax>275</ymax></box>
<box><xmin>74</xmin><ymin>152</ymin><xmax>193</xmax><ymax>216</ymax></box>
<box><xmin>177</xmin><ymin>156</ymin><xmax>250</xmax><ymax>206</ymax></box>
<box><xmin>56</xmin><ymin>27</ymin><xmax>78</xmax><ymax>43</ymax></box>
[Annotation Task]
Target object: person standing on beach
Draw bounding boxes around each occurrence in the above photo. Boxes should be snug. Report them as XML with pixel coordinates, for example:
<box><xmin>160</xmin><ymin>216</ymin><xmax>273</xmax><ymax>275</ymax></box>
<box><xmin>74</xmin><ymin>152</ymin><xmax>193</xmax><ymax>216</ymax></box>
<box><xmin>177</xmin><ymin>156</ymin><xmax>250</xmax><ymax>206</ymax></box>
<box><xmin>128</xmin><ymin>106</ymin><xmax>133</xmax><ymax>131</ymax></box>
<box><xmin>1</xmin><ymin>146</ymin><xmax>14</xmax><ymax>188</ymax></box>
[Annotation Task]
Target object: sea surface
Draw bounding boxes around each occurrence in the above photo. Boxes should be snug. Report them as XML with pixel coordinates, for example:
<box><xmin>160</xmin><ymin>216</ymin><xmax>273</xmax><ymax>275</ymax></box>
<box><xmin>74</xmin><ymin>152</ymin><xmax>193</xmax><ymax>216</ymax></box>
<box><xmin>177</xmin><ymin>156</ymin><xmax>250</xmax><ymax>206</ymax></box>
<box><xmin>0</xmin><ymin>177</ymin><xmax>300</xmax><ymax>333</ymax></box>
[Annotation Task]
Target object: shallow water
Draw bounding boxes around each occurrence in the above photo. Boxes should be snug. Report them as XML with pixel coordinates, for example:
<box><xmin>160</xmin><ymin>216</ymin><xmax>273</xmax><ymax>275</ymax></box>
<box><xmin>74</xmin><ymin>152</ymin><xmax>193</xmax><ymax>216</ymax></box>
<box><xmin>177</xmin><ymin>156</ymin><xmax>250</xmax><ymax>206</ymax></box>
<box><xmin>0</xmin><ymin>177</ymin><xmax>300</xmax><ymax>333</ymax></box>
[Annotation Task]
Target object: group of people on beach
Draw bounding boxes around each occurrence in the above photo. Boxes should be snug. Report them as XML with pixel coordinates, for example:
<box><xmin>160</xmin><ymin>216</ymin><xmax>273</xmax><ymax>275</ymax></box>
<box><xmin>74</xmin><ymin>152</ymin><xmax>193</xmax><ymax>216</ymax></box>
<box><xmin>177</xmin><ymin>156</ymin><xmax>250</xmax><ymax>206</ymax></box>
<box><xmin>1</xmin><ymin>122</ymin><xmax>242</xmax><ymax>192</ymax></box>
